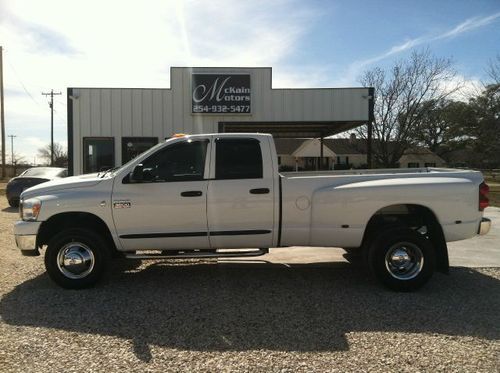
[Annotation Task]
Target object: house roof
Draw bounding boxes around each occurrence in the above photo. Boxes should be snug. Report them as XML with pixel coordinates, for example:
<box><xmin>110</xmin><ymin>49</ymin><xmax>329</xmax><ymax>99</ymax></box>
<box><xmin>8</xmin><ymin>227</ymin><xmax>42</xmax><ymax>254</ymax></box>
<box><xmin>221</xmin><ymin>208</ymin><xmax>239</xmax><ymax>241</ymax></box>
<box><xmin>274</xmin><ymin>137</ymin><xmax>367</xmax><ymax>155</ymax></box>
<box><xmin>293</xmin><ymin>138</ymin><xmax>336</xmax><ymax>157</ymax></box>
<box><xmin>274</xmin><ymin>138</ymin><xmax>307</xmax><ymax>155</ymax></box>
<box><xmin>403</xmin><ymin>147</ymin><xmax>434</xmax><ymax>155</ymax></box>
<box><xmin>400</xmin><ymin>147</ymin><xmax>446</xmax><ymax>163</ymax></box>
<box><xmin>274</xmin><ymin>137</ymin><xmax>444</xmax><ymax>163</ymax></box>
<box><xmin>324</xmin><ymin>139</ymin><xmax>367</xmax><ymax>154</ymax></box>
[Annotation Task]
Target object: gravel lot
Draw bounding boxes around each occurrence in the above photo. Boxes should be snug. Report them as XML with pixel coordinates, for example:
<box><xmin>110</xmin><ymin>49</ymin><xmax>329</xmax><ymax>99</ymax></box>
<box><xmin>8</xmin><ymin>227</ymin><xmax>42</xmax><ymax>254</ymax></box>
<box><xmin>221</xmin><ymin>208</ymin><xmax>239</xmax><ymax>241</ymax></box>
<box><xmin>0</xmin><ymin>197</ymin><xmax>499</xmax><ymax>372</ymax></box>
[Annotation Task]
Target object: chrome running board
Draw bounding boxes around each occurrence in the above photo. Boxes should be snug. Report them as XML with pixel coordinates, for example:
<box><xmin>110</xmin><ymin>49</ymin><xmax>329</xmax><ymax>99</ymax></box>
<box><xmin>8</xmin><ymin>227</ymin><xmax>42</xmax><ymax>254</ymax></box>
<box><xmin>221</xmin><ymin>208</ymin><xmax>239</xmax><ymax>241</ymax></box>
<box><xmin>125</xmin><ymin>248</ymin><xmax>269</xmax><ymax>260</ymax></box>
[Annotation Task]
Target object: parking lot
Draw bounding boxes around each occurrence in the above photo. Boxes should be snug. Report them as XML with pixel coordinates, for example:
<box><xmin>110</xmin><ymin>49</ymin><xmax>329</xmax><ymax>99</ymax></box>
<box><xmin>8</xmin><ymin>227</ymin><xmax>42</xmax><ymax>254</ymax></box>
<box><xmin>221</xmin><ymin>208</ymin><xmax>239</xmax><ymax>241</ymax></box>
<box><xmin>0</xmin><ymin>197</ymin><xmax>499</xmax><ymax>372</ymax></box>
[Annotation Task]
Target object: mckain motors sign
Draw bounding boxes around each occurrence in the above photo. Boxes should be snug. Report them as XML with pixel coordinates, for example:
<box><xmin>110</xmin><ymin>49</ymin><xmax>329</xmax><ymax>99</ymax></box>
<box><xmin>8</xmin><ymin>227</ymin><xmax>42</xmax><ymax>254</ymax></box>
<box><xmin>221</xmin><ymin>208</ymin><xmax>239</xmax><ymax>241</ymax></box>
<box><xmin>192</xmin><ymin>74</ymin><xmax>251</xmax><ymax>114</ymax></box>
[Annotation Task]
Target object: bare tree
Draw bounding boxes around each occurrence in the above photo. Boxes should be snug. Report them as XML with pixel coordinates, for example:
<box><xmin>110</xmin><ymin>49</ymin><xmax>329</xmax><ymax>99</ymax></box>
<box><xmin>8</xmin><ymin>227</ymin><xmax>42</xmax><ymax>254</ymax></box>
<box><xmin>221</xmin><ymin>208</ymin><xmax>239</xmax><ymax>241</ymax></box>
<box><xmin>37</xmin><ymin>143</ymin><xmax>68</xmax><ymax>167</ymax></box>
<box><xmin>9</xmin><ymin>152</ymin><xmax>25</xmax><ymax>165</ymax></box>
<box><xmin>7</xmin><ymin>152</ymin><xmax>26</xmax><ymax>176</ymax></box>
<box><xmin>486</xmin><ymin>54</ymin><xmax>500</xmax><ymax>84</ymax></box>
<box><xmin>356</xmin><ymin>49</ymin><xmax>461</xmax><ymax>167</ymax></box>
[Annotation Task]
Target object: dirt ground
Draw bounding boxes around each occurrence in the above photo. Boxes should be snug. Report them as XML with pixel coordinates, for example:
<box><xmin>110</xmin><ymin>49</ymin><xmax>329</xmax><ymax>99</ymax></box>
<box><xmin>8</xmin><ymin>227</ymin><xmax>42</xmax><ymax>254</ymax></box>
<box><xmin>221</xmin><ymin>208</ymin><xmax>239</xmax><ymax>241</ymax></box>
<box><xmin>0</xmin><ymin>196</ymin><xmax>499</xmax><ymax>372</ymax></box>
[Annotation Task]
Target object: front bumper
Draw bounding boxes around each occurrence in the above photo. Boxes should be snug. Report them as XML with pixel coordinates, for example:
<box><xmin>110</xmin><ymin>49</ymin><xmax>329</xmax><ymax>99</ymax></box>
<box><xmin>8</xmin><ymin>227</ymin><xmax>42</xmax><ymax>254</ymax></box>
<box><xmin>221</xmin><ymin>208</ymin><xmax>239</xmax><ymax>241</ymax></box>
<box><xmin>14</xmin><ymin>220</ymin><xmax>42</xmax><ymax>255</ymax></box>
<box><xmin>478</xmin><ymin>217</ymin><xmax>491</xmax><ymax>236</ymax></box>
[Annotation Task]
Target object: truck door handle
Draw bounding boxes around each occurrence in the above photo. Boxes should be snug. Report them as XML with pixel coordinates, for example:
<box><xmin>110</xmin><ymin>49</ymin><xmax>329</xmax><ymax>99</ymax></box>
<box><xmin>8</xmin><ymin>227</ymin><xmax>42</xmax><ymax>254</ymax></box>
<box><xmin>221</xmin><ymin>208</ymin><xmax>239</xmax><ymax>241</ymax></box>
<box><xmin>181</xmin><ymin>191</ymin><xmax>203</xmax><ymax>197</ymax></box>
<box><xmin>249</xmin><ymin>188</ymin><xmax>270</xmax><ymax>194</ymax></box>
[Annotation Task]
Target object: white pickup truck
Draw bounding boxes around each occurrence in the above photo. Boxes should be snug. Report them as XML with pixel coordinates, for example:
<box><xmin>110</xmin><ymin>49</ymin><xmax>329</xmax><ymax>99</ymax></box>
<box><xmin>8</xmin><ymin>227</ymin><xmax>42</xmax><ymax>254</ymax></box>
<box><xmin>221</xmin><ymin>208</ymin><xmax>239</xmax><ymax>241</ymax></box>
<box><xmin>14</xmin><ymin>133</ymin><xmax>491</xmax><ymax>291</ymax></box>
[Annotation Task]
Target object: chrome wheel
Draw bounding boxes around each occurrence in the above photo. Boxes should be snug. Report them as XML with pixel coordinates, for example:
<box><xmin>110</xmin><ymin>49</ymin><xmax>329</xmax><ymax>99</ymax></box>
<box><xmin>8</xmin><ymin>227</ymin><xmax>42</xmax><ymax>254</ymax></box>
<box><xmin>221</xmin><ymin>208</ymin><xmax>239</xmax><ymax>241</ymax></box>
<box><xmin>384</xmin><ymin>242</ymin><xmax>424</xmax><ymax>280</ymax></box>
<box><xmin>56</xmin><ymin>242</ymin><xmax>95</xmax><ymax>279</ymax></box>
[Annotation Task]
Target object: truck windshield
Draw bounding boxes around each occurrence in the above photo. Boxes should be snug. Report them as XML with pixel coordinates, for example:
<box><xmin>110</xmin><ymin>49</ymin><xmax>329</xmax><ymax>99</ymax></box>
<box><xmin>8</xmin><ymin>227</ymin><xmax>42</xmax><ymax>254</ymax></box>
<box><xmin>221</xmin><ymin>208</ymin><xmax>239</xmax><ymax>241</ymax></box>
<box><xmin>108</xmin><ymin>141</ymin><xmax>171</xmax><ymax>175</ymax></box>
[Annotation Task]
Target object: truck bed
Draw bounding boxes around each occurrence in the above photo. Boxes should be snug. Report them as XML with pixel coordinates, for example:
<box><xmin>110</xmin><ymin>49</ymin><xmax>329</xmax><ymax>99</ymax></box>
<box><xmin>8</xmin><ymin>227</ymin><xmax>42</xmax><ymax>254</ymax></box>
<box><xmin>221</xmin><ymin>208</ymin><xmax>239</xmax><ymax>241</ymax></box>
<box><xmin>279</xmin><ymin>167</ymin><xmax>484</xmax><ymax>248</ymax></box>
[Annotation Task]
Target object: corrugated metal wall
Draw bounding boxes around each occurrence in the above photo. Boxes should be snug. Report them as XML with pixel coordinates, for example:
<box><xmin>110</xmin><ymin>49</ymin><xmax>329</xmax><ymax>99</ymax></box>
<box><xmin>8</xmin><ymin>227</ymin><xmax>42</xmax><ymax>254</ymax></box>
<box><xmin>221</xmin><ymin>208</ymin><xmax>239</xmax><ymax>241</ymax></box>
<box><xmin>70</xmin><ymin>67</ymin><xmax>371</xmax><ymax>174</ymax></box>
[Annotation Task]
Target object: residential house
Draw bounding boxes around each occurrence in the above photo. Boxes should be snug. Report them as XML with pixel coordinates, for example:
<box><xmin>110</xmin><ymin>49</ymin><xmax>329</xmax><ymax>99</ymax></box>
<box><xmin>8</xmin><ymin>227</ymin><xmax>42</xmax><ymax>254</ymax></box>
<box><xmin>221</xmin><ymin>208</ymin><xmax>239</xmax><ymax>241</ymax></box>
<box><xmin>274</xmin><ymin>136</ymin><xmax>446</xmax><ymax>171</ymax></box>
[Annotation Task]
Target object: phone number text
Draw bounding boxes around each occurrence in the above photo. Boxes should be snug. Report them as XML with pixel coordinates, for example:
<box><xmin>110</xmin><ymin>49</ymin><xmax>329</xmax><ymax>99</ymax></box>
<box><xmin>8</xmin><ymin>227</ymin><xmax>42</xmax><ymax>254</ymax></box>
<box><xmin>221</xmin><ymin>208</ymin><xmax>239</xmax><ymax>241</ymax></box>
<box><xmin>193</xmin><ymin>105</ymin><xmax>251</xmax><ymax>113</ymax></box>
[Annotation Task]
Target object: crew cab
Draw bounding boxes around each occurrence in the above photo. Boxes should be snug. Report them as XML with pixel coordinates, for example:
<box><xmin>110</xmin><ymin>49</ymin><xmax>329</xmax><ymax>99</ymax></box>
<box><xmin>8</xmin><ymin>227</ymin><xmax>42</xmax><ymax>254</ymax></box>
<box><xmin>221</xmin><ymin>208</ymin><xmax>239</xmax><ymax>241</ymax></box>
<box><xmin>14</xmin><ymin>133</ymin><xmax>492</xmax><ymax>291</ymax></box>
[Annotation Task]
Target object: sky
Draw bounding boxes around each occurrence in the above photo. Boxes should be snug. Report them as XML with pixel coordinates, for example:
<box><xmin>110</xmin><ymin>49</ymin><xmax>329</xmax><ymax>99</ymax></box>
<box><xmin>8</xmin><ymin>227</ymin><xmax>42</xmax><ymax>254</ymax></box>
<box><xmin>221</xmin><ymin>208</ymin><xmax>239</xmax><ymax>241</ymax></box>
<box><xmin>0</xmin><ymin>0</ymin><xmax>499</xmax><ymax>164</ymax></box>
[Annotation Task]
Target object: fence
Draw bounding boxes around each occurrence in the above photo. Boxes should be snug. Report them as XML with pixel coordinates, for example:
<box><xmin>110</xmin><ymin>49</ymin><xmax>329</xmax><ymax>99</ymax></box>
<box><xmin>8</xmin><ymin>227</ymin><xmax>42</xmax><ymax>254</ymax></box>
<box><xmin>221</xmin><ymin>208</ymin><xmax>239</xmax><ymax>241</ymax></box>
<box><xmin>0</xmin><ymin>164</ymin><xmax>33</xmax><ymax>179</ymax></box>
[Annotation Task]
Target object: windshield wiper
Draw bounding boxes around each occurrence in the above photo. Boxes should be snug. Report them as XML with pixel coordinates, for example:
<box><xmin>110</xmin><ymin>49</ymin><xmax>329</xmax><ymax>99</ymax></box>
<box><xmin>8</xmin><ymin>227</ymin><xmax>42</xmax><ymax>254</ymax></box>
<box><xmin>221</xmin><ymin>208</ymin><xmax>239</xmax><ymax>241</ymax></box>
<box><xmin>99</xmin><ymin>166</ymin><xmax>120</xmax><ymax>178</ymax></box>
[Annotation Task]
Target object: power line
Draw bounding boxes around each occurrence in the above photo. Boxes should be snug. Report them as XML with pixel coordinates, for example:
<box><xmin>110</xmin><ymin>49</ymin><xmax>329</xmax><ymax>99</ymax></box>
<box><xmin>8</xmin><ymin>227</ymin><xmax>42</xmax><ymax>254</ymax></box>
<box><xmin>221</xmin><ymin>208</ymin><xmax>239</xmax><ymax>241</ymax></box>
<box><xmin>46</xmin><ymin>102</ymin><xmax>67</xmax><ymax>128</ymax></box>
<box><xmin>42</xmin><ymin>90</ymin><xmax>62</xmax><ymax>166</ymax></box>
<box><xmin>54</xmin><ymin>97</ymin><xmax>67</xmax><ymax>106</ymax></box>
<box><xmin>5</xmin><ymin>49</ymin><xmax>66</xmax><ymax>130</ymax></box>
<box><xmin>54</xmin><ymin>112</ymin><xmax>66</xmax><ymax>127</ymax></box>
<box><xmin>53</xmin><ymin>100</ymin><xmax>68</xmax><ymax>125</ymax></box>
<box><xmin>5</xmin><ymin>54</ymin><xmax>42</xmax><ymax>108</ymax></box>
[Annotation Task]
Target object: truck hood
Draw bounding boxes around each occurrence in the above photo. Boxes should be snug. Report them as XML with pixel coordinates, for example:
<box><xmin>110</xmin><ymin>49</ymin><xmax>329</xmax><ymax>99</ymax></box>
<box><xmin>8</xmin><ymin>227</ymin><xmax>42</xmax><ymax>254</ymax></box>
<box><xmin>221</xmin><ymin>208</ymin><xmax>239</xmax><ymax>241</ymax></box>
<box><xmin>21</xmin><ymin>173</ymin><xmax>104</xmax><ymax>198</ymax></box>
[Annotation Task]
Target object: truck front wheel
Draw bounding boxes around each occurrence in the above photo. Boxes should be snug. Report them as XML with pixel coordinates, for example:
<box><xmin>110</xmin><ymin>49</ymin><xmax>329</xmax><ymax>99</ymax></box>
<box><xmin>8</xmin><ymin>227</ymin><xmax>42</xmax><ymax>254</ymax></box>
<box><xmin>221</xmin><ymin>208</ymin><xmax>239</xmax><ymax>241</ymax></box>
<box><xmin>45</xmin><ymin>228</ymin><xmax>110</xmax><ymax>289</ymax></box>
<box><xmin>368</xmin><ymin>228</ymin><xmax>435</xmax><ymax>291</ymax></box>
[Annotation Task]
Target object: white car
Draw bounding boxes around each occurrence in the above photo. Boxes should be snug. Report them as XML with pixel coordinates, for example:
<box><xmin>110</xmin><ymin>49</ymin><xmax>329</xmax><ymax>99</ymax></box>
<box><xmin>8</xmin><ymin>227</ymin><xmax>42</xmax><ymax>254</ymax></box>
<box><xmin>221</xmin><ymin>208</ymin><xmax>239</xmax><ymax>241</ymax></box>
<box><xmin>14</xmin><ymin>133</ymin><xmax>491</xmax><ymax>291</ymax></box>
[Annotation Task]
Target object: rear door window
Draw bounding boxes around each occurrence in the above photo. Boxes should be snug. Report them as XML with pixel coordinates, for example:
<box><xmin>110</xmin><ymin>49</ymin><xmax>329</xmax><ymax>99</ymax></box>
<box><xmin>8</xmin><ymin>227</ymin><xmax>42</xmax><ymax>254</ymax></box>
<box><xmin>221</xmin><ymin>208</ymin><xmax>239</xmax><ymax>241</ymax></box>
<box><xmin>215</xmin><ymin>138</ymin><xmax>263</xmax><ymax>179</ymax></box>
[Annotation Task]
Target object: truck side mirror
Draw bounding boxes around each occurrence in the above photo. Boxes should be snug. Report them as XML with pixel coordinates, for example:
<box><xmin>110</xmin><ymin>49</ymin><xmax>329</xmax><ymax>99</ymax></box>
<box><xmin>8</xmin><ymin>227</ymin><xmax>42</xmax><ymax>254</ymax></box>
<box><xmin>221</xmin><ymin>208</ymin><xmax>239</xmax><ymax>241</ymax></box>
<box><xmin>130</xmin><ymin>164</ymin><xmax>144</xmax><ymax>183</ymax></box>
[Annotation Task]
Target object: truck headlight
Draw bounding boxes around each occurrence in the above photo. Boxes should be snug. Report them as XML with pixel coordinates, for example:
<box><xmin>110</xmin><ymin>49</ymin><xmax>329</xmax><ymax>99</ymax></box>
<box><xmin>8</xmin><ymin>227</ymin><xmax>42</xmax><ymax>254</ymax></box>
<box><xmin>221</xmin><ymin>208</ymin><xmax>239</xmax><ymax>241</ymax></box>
<box><xmin>21</xmin><ymin>198</ymin><xmax>42</xmax><ymax>221</ymax></box>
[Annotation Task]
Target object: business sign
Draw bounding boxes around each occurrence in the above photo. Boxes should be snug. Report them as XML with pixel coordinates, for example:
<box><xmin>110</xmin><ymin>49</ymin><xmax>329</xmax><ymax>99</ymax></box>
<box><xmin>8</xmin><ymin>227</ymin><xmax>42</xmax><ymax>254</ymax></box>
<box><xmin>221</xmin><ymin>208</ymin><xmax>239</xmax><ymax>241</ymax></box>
<box><xmin>192</xmin><ymin>74</ymin><xmax>251</xmax><ymax>114</ymax></box>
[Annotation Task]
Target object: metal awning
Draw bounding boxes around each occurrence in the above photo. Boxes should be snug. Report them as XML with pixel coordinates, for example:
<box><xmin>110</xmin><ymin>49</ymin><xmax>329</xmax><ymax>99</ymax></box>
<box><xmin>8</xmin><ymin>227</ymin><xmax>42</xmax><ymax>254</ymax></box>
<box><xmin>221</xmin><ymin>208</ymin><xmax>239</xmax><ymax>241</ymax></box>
<box><xmin>219</xmin><ymin>120</ymin><xmax>373</xmax><ymax>169</ymax></box>
<box><xmin>219</xmin><ymin>121</ymin><xmax>368</xmax><ymax>138</ymax></box>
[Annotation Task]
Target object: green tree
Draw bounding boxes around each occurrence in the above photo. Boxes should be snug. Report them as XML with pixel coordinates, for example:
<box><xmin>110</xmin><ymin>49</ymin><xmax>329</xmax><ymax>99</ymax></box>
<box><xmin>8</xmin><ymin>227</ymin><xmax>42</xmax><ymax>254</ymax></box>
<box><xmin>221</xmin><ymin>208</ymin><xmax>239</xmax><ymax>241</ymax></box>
<box><xmin>412</xmin><ymin>99</ymin><xmax>472</xmax><ymax>156</ymax></box>
<box><xmin>468</xmin><ymin>83</ymin><xmax>500</xmax><ymax>168</ymax></box>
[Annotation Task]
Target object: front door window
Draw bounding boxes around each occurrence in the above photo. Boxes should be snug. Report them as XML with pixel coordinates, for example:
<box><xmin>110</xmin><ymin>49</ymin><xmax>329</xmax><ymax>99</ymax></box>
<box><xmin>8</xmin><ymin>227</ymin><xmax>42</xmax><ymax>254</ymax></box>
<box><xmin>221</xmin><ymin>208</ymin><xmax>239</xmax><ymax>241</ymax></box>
<box><xmin>141</xmin><ymin>140</ymin><xmax>208</xmax><ymax>182</ymax></box>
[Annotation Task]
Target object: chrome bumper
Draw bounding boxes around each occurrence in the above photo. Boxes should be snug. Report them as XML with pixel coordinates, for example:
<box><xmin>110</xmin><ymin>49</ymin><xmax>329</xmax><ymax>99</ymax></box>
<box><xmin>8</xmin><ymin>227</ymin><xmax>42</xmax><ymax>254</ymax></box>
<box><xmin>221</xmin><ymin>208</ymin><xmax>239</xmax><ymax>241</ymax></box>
<box><xmin>14</xmin><ymin>220</ymin><xmax>42</xmax><ymax>255</ymax></box>
<box><xmin>478</xmin><ymin>217</ymin><xmax>491</xmax><ymax>236</ymax></box>
<box><xmin>15</xmin><ymin>235</ymin><xmax>38</xmax><ymax>251</ymax></box>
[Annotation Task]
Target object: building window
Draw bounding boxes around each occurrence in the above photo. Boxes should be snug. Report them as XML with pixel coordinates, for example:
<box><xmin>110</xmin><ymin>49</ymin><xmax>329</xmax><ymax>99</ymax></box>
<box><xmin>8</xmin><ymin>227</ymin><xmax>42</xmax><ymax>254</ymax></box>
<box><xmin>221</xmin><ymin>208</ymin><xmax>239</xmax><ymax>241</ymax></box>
<box><xmin>278</xmin><ymin>156</ymin><xmax>281</xmax><ymax>165</ymax></box>
<box><xmin>141</xmin><ymin>140</ymin><xmax>208</xmax><ymax>182</ymax></box>
<box><xmin>216</xmin><ymin>138</ymin><xmax>263</xmax><ymax>179</ymax></box>
<box><xmin>408</xmin><ymin>162</ymin><xmax>420</xmax><ymax>168</ymax></box>
<box><xmin>424</xmin><ymin>162</ymin><xmax>436</xmax><ymax>168</ymax></box>
<box><xmin>122</xmin><ymin>137</ymin><xmax>158</xmax><ymax>164</ymax></box>
<box><xmin>83</xmin><ymin>138</ymin><xmax>114</xmax><ymax>174</ymax></box>
<box><xmin>336</xmin><ymin>156</ymin><xmax>349</xmax><ymax>165</ymax></box>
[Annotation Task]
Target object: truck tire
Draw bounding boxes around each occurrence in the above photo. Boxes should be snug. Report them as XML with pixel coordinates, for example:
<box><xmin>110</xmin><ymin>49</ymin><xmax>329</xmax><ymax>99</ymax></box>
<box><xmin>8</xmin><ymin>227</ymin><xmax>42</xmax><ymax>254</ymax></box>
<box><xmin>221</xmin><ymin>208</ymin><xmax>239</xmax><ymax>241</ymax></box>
<box><xmin>44</xmin><ymin>228</ymin><xmax>110</xmax><ymax>289</ymax></box>
<box><xmin>368</xmin><ymin>227</ymin><xmax>435</xmax><ymax>292</ymax></box>
<box><xmin>8</xmin><ymin>198</ymin><xmax>19</xmax><ymax>208</ymax></box>
<box><xmin>342</xmin><ymin>248</ymin><xmax>366</xmax><ymax>266</ymax></box>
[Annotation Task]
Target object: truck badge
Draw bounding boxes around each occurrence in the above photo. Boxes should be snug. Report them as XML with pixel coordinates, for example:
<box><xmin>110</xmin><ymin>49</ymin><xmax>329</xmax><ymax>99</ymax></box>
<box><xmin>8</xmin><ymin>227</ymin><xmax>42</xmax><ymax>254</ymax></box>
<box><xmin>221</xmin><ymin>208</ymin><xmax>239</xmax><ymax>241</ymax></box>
<box><xmin>113</xmin><ymin>200</ymin><xmax>131</xmax><ymax>209</ymax></box>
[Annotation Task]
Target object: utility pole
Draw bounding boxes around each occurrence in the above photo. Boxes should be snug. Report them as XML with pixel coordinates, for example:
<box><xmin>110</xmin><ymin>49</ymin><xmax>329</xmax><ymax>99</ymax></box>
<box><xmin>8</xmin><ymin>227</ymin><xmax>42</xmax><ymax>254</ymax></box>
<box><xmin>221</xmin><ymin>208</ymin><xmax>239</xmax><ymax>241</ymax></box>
<box><xmin>8</xmin><ymin>134</ymin><xmax>16</xmax><ymax>165</ymax></box>
<box><xmin>42</xmin><ymin>89</ymin><xmax>62</xmax><ymax>166</ymax></box>
<box><xmin>0</xmin><ymin>46</ymin><xmax>6</xmax><ymax>179</ymax></box>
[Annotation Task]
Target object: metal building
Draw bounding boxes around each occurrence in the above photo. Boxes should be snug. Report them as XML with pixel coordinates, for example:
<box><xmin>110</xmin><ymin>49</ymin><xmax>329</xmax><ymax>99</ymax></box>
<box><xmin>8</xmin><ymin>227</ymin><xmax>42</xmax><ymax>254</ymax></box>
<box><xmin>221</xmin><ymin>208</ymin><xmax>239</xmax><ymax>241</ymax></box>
<box><xmin>67</xmin><ymin>67</ymin><xmax>374</xmax><ymax>175</ymax></box>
